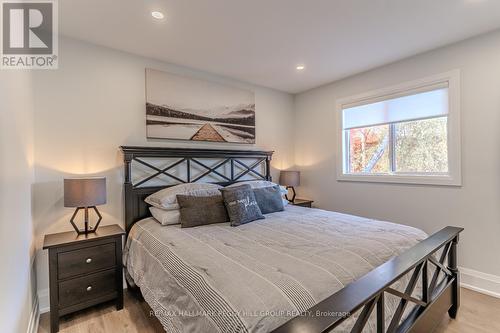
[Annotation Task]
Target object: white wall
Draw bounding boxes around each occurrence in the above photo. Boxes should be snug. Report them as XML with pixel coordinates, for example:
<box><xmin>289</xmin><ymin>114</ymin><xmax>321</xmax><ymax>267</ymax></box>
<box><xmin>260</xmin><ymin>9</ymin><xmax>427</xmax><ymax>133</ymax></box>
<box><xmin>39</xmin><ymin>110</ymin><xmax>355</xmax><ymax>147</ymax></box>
<box><xmin>294</xmin><ymin>30</ymin><xmax>500</xmax><ymax>281</ymax></box>
<box><xmin>0</xmin><ymin>72</ymin><xmax>37</xmax><ymax>332</ymax></box>
<box><xmin>33</xmin><ymin>38</ymin><xmax>295</xmax><ymax>308</ymax></box>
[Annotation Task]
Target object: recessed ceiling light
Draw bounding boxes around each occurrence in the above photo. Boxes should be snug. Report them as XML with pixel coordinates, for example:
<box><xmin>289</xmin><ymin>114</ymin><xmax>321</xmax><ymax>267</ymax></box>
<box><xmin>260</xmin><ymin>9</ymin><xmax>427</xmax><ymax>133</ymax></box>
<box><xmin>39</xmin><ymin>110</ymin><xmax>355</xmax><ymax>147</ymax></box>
<box><xmin>296</xmin><ymin>65</ymin><xmax>305</xmax><ymax>71</ymax></box>
<box><xmin>151</xmin><ymin>11</ymin><xmax>165</xmax><ymax>20</ymax></box>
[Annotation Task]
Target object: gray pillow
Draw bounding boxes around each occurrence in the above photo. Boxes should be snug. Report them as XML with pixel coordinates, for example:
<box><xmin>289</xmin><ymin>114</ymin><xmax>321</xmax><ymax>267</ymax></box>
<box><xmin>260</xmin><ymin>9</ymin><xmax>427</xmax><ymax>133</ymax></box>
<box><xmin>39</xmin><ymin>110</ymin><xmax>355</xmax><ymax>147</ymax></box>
<box><xmin>220</xmin><ymin>184</ymin><xmax>265</xmax><ymax>226</ymax></box>
<box><xmin>176</xmin><ymin>194</ymin><xmax>229</xmax><ymax>228</ymax></box>
<box><xmin>253</xmin><ymin>185</ymin><xmax>285</xmax><ymax>214</ymax></box>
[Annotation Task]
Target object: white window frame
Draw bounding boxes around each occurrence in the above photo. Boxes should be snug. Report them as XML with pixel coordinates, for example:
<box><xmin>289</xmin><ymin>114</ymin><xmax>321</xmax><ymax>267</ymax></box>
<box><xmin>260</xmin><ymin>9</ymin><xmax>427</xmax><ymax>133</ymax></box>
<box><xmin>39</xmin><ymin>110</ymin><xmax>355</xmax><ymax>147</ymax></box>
<box><xmin>336</xmin><ymin>70</ymin><xmax>461</xmax><ymax>186</ymax></box>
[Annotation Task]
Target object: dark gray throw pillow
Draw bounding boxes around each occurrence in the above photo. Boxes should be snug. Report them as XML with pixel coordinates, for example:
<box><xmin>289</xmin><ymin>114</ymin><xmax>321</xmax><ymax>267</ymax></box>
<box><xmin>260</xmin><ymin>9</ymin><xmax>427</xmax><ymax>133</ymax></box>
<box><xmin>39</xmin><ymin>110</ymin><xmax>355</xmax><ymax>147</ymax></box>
<box><xmin>176</xmin><ymin>194</ymin><xmax>229</xmax><ymax>228</ymax></box>
<box><xmin>253</xmin><ymin>185</ymin><xmax>284</xmax><ymax>214</ymax></box>
<box><xmin>220</xmin><ymin>184</ymin><xmax>265</xmax><ymax>226</ymax></box>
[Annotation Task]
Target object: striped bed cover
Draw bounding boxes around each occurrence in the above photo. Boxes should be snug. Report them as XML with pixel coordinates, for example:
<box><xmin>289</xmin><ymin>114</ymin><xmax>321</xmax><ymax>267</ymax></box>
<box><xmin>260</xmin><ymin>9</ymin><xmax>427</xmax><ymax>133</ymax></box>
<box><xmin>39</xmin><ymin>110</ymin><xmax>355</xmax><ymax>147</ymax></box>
<box><xmin>123</xmin><ymin>205</ymin><xmax>427</xmax><ymax>332</ymax></box>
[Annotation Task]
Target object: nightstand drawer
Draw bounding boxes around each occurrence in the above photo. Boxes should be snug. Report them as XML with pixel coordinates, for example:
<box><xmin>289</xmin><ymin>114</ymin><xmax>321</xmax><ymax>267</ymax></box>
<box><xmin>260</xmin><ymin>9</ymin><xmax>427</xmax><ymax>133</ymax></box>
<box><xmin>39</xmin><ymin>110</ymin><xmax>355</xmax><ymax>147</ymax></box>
<box><xmin>58</xmin><ymin>243</ymin><xmax>116</xmax><ymax>279</ymax></box>
<box><xmin>58</xmin><ymin>269</ymin><xmax>117</xmax><ymax>308</ymax></box>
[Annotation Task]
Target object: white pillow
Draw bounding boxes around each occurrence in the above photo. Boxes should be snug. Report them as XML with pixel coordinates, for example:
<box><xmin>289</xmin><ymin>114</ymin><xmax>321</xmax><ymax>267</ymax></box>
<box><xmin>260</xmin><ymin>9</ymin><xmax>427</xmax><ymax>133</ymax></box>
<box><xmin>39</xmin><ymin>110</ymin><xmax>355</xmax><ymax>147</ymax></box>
<box><xmin>145</xmin><ymin>183</ymin><xmax>223</xmax><ymax>210</ymax></box>
<box><xmin>150</xmin><ymin>207</ymin><xmax>180</xmax><ymax>225</ymax></box>
<box><xmin>226</xmin><ymin>180</ymin><xmax>289</xmax><ymax>206</ymax></box>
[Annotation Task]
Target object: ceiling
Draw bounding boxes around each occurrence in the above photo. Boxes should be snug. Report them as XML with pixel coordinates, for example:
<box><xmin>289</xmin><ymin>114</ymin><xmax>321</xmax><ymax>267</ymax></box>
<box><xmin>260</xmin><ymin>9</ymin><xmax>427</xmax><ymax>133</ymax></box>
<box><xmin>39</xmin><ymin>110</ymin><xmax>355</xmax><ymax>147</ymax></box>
<box><xmin>60</xmin><ymin>0</ymin><xmax>500</xmax><ymax>93</ymax></box>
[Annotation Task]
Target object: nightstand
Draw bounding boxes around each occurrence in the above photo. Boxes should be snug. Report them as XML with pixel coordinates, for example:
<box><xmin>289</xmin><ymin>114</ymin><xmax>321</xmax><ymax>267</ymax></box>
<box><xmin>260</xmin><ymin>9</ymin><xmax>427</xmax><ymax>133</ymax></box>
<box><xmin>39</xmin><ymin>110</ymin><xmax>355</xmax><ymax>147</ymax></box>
<box><xmin>291</xmin><ymin>199</ymin><xmax>314</xmax><ymax>208</ymax></box>
<box><xmin>43</xmin><ymin>224</ymin><xmax>125</xmax><ymax>333</ymax></box>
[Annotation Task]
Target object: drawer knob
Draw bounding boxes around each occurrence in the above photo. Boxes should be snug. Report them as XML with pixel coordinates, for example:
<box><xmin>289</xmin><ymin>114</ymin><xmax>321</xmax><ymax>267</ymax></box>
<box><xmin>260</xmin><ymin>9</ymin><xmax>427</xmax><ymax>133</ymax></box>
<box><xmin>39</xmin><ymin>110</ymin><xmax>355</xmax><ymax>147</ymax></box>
<box><xmin>85</xmin><ymin>258</ymin><xmax>92</xmax><ymax>264</ymax></box>
<box><xmin>86</xmin><ymin>285</ymin><xmax>92</xmax><ymax>292</ymax></box>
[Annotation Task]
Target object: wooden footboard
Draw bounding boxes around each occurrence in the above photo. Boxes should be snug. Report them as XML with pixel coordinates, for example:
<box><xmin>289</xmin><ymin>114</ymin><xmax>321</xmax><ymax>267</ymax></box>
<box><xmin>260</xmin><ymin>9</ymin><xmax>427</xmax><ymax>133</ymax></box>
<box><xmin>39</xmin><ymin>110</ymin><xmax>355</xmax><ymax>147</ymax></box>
<box><xmin>271</xmin><ymin>226</ymin><xmax>463</xmax><ymax>333</ymax></box>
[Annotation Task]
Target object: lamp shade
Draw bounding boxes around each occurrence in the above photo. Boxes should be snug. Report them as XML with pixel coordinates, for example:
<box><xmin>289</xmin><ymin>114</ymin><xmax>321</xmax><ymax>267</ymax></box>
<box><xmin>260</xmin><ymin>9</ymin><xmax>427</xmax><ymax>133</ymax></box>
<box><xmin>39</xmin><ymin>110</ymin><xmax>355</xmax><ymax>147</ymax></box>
<box><xmin>279</xmin><ymin>171</ymin><xmax>300</xmax><ymax>187</ymax></box>
<box><xmin>64</xmin><ymin>177</ymin><xmax>107</xmax><ymax>207</ymax></box>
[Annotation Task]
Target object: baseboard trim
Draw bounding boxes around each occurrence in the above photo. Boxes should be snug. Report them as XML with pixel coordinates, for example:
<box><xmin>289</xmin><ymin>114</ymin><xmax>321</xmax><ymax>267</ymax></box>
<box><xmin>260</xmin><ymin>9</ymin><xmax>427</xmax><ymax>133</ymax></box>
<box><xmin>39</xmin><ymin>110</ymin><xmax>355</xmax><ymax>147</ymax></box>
<box><xmin>27</xmin><ymin>295</ymin><xmax>40</xmax><ymax>333</ymax></box>
<box><xmin>460</xmin><ymin>266</ymin><xmax>500</xmax><ymax>299</ymax></box>
<box><xmin>38</xmin><ymin>288</ymin><xmax>50</xmax><ymax>314</ymax></box>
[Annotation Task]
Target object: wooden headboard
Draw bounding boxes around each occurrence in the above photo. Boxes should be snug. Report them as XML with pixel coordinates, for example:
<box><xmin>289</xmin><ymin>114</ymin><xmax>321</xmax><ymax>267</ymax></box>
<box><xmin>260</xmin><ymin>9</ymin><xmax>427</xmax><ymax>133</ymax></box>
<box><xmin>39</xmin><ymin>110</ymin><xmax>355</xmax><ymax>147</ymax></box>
<box><xmin>121</xmin><ymin>146</ymin><xmax>274</xmax><ymax>233</ymax></box>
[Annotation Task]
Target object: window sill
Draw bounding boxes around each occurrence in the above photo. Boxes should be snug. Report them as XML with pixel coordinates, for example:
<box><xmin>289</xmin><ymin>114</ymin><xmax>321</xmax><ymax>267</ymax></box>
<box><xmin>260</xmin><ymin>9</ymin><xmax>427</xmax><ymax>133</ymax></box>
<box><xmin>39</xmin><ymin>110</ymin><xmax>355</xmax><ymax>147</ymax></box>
<box><xmin>337</xmin><ymin>173</ymin><xmax>462</xmax><ymax>186</ymax></box>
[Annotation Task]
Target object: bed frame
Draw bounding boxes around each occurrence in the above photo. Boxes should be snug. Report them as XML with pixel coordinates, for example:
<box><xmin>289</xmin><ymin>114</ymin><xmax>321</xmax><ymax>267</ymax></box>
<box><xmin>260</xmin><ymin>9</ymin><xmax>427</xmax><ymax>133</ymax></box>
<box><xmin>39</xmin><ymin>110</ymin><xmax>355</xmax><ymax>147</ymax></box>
<box><xmin>121</xmin><ymin>146</ymin><xmax>463</xmax><ymax>333</ymax></box>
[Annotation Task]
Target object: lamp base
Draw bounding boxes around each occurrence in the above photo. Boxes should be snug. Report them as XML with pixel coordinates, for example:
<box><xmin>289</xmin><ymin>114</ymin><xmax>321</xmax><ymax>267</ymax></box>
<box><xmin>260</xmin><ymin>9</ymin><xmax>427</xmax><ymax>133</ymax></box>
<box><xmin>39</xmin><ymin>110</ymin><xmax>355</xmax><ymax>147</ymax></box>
<box><xmin>69</xmin><ymin>206</ymin><xmax>102</xmax><ymax>235</ymax></box>
<box><xmin>73</xmin><ymin>227</ymin><xmax>98</xmax><ymax>235</ymax></box>
<box><xmin>285</xmin><ymin>186</ymin><xmax>297</xmax><ymax>203</ymax></box>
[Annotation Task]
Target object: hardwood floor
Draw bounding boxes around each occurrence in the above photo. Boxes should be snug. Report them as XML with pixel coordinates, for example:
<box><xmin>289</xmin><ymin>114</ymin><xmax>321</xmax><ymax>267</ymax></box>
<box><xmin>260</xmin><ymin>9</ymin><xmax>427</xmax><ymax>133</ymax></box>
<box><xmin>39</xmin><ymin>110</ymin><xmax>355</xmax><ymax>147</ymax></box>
<box><xmin>39</xmin><ymin>288</ymin><xmax>500</xmax><ymax>333</ymax></box>
<box><xmin>434</xmin><ymin>288</ymin><xmax>500</xmax><ymax>333</ymax></box>
<box><xmin>38</xmin><ymin>291</ymin><xmax>164</xmax><ymax>333</ymax></box>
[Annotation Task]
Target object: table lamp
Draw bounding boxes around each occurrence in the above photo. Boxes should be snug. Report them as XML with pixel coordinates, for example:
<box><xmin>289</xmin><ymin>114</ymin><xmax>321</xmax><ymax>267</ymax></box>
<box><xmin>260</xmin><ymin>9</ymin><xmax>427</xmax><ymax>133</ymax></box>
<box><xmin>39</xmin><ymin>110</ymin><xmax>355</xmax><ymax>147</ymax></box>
<box><xmin>64</xmin><ymin>177</ymin><xmax>106</xmax><ymax>235</ymax></box>
<box><xmin>279</xmin><ymin>171</ymin><xmax>300</xmax><ymax>202</ymax></box>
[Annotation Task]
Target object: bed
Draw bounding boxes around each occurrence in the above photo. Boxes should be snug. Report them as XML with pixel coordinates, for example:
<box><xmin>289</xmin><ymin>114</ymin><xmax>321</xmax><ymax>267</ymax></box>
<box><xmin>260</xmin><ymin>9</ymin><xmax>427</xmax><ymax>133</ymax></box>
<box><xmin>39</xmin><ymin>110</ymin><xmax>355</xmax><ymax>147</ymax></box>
<box><xmin>121</xmin><ymin>146</ymin><xmax>463</xmax><ymax>333</ymax></box>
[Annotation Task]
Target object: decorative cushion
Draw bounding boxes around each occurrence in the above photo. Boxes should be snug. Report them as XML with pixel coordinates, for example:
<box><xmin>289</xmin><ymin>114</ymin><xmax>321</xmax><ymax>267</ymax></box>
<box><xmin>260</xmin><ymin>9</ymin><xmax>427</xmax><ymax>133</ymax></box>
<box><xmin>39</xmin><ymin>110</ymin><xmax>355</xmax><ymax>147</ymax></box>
<box><xmin>176</xmin><ymin>194</ymin><xmax>229</xmax><ymax>228</ymax></box>
<box><xmin>219</xmin><ymin>184</ymin><xmax>265</xmax><ymax>226</ymax></box>
<box><xmin>253</xmin><ymin>185</ymin><xmax>285</xmax><ymax>214</ymax></box>
<box><xmin>226</xmin><ymin>180</ymin><xmax>289</xmax><ymax>206</ymax></box>
<box><xmin>149</xmin><ymin>207</ymin><xmax>180</xmax><ymax>226</ymax></box>
<box><xmin>145</xmin><ymin>183</ymin><xmax>222</xmax><ymax>210</ymax></box>
<box><xmin>226</xmin><ymin>180</ymin><xmax>284</xmax><ymax>191</ymax></box>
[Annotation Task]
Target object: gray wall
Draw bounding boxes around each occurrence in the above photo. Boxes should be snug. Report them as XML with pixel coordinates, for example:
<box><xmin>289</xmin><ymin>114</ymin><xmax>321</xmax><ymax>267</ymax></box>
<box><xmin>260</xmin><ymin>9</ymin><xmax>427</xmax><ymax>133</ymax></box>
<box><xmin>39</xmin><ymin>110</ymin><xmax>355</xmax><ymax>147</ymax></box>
<box><xmin>0</xmin><ymin>72</ymin><xmax>36</xmax><ymax>332</ymax></box>
<box><xmin>294</xmin><ymin>30</ymin><xmax>500</xmax><ymax>279</ymax></box>
<box><xmin>32</xmin><ymin>37</ymin><xmax>296</xmax><ymax>310</ymax></box>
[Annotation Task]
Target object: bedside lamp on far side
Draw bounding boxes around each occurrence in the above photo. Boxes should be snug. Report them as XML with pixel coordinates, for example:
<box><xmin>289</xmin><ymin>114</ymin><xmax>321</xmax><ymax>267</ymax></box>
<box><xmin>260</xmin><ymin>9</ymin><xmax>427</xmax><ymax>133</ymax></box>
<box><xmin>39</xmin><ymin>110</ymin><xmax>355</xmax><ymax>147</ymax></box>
<box><xmin>64</xmin><ymin>177</ymin><xmax>106</xmax><ymax>235</ymax></box>
<box><xmin>279</xmin><ymin>170</ymin><xmax>300</xmax><ymax>202</ymax></box>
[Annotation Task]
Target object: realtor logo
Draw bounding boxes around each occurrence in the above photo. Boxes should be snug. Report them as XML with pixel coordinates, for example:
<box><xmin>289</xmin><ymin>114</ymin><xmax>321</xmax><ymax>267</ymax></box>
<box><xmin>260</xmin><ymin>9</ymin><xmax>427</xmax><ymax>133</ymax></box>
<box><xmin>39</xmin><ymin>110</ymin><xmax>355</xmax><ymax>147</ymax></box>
<box><xmin>1</xmin><ymin>0</ymin><xmax>58</xmax><ymax>69</ymax></box>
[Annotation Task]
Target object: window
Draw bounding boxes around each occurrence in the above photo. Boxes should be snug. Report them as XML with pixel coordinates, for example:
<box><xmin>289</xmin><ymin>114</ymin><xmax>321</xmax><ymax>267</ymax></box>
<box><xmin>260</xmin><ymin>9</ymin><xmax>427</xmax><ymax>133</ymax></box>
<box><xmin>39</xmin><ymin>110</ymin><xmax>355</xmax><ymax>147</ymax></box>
<box><xmin>337</xmin><ymin>71</ymin><xmax>461</xmax><ymax>186</ymax></box>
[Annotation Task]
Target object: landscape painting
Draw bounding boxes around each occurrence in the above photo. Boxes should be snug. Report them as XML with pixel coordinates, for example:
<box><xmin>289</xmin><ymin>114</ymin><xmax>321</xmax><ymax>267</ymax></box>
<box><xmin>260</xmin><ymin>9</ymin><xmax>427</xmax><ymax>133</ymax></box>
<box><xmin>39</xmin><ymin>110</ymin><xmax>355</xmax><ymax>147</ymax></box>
<box><xmin>146</xmin><ymin>68</ymin><xmax>256</xmax><ymax>143</ymax></box>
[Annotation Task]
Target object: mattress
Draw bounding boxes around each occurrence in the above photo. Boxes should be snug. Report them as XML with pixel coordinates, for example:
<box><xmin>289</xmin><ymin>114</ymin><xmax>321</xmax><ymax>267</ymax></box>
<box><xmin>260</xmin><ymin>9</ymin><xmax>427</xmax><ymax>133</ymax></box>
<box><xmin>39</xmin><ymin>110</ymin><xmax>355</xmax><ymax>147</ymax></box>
<box><xmin>123</xmin><ymin>205</ymin><xmax>428</xmax><ymax>333</ymax></box>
